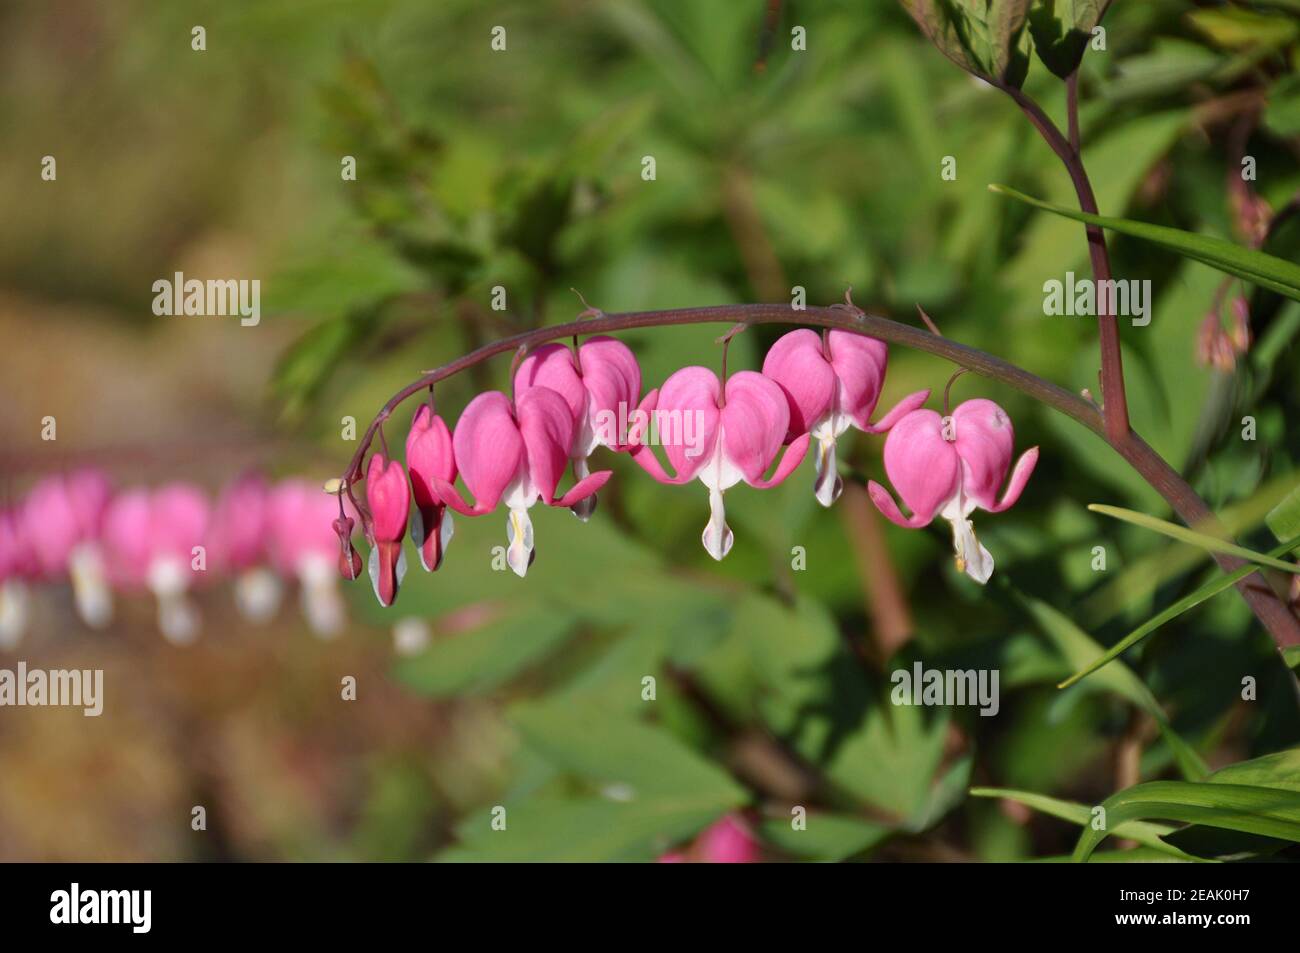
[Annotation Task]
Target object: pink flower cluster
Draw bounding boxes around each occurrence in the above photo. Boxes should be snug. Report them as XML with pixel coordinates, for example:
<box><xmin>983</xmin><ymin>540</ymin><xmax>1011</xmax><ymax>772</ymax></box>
<box><xmin>0</xmin><ymin>471</ymin><xmax>354</xmax><ymax>647</ymax></box>
<box><xmin>346</xmin><ymin>327</ymin><xmax>1038</xmax><ymax>605</ymax></box>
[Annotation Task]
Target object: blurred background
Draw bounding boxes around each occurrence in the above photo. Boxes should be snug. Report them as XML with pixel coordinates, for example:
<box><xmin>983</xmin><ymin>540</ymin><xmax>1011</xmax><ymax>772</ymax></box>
<box><xmin>1</xmin><ymin>0</ymin><xmax>1298</xmax><ymax>861</ymax></box>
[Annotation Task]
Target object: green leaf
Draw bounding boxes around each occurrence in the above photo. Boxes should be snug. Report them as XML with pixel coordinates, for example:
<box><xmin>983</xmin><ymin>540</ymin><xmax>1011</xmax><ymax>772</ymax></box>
<box><xmin>1161</xmin><ymin>750</ymin><xmax>1300</xmax><ymax>859</ymax></box>
<box><xmin>1285</xmin><ymin>646</ymin><xmax>1300</xmax><ymax>670</ymax></box>
<box><xmin>508</xmin><ymin>700</ymin><xmax>747</xmax><ymax>806</ymax></box>
<box><xmin>439</xmin><ymin>795</ymin><xmax>727</xmax><ymax>862</ymax></box>
<box><xmin>760</xmin><ymin>814</ymin><xmax>891</xmax><ymax>862</ymax></box>
<box><xmin>1027</xmin><ymin>0</ymin><xmax>1111</xmax><ymax>78</ymax></box>
<box><xmin>392</xmin><ymin>608</ymin><xmax>578</xmax><ymax>699</ymax></box>
<box><xmin>1265</xmin><ymin>74</ymin><xmax>1300</xmax><ymax>138</ymax></box>
<box><xmin>1059</xmin><ymin>537</ymin><xmax>1300</xmax><ymax>689</ymax></box>
<box><xmin>899</xmin><ymin>0</ymin><xmax>1032</xmax><ymax>86</ymax></box>
<box><xmin>1187</xmin><ymin>7</ymin><xmax>1299</xmax><ymax>51</ymax></box>
<box><xmin>970</xmin><ymin>787</ymin><xmax>1199</xmax><ymax>859</ymax></box>
<box><xmin>1072</xmin><ymin>781</ymin><xmax>1300</xmax><ymax>862</ymax></box>
<box><xmin>989</xmin><ymin>184</ymin><xmax>1300</xmax><ymax>301</ymax></box>
<box><xmin>1007</xmin><ymin>581</ymin><xmax>1209</xmax><ymax>780</ymax></box>
<box><xmin>1265</xmin><ymin>485</ymin><xmax>1300</xmax><ymax>544</ymax></box>
<box><xmin>1206</xmin><ymin>748</ymin><xmax>1300</xmax><ymax>794</ymax></box>
<box><xmin>1088</xmin><ymin>504</ymin><xmax>1300</xmax><ymax>573</ymax></box>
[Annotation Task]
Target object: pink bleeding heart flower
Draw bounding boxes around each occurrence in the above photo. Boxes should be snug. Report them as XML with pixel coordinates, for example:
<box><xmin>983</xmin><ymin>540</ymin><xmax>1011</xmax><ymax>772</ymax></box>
<box><xmin>436</xmin><ymin>388</ymin><xmax>612</xmax><ymax>577</ymax></box>
<box><xmin>267</xmin><ymin>479</ymin><xmax>353</xmax><ymax>637</ymax></box>
<box><xmin>630</xmin><ymin>367</ymin><xmax>810</xmax><ymax>560</ymax></box>
<box><xmin>210</xmin><ymin>473</ymin><xmax>282</xmax><ymax>623</ymax></box>
<box><xmin>21</xmin><ymin>469</ymin><xmax>114</xmax><ymax>628</ymax></box>
<box><xmin>365</xmin><ymin>453</ymin><xmax>411</xmax><ymax>607</ymax></box>
<box><xmin>406</xmin><ymin>402</ymin><xmax>457</xmax><ymax>572</ymax></box>
<box><xmin>0</xmin><ymin>506</ymin><xmax>35</xmax><ymax>648</ymax></box>
<box><xmin>102</xmin><ymin>484</ymin><xmax>210</xmax><ymax>643</ymax></box>
<box><xmin>513</xmin><ymin>336</ymin><xmax>641</xmax><ymax>521</ymax></box>
<box><xmin>696</xmin><ymin>814</ymin><xmax>761</xmax><ymax>864</ymax></box>
<box><xmin>762</xmin><ymin>329</ymin><xmax>929</xmax><ymax>506</ymax></box>
<box><xmin>867</xmin><ymin>399</ymin><xmax>1038</xmax><ymax>584</ymax></box>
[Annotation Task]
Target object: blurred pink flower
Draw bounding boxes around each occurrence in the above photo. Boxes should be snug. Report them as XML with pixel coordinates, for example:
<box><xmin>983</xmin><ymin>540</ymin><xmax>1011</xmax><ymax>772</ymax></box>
<box><xmin>102</xmin><ymin>484</ymin><xmax>210</xmax><ymax>642</ymax></box>
<box><xmin>697</xmin><ymin>814</ymin><xmax>761</xmax><ymax>864</ymax></box>
<box><xmin>0</xmin><ymin>507</ymin><xmax>35</xmax><ymax>647</ymax></box>
<box><xmin>630</xmin><ymin>367</ymin><xmax>809</xmax><ymax>560</ymax></box>
<box><xmin>763</xmin><ymin>329</ymin><xmax>929</xmax><ymax>505</ymax></box>
<box><xmin>868</xmin><ymin>399</ymin><xmax>1038</xmax><ymax>584</ymax></box>
<box><xmin>210</xmin><ymin>474</ymin><xmax>282</xmax><ymax>623</ymax></box>
<box><xmin>22</xmin><ymin>469</ymin><xmax>113</xmax><ymax>627</ymax></box>
<box><xmin>268</xmin><ymin>479</ymin><xmax>351</xmax><ymax>637</ymax></box>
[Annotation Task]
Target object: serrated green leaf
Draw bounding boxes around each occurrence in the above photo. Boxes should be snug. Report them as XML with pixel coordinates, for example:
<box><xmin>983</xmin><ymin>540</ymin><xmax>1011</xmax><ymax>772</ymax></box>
<box><xmin>900</xmin><ymin>0</ymin><xmax>1032</xmax><ymax>86</ymax></box>
<box><xmin>1027</xmin><ymin>0</ymin><xmax>1111</xmax><ymax>78</ymax></box>
<box><xmin>392</xmin><ymin>608</ymin><xmax>578</xmax><ymax>698</ymax></box>
<box><xmin>509</xmin><ymin>700</ymin><xmax>747</xmax><ymax>806</ymax></box>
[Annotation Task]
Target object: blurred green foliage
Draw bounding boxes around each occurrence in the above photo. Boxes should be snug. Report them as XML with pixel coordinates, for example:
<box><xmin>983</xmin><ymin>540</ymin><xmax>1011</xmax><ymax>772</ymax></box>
<box><xmin>292</xmin><ymin>0</ymin><xmax>1300</xmax><ymax>862</ymax></box>
<box><xmin>4</xmin><ymin>0</ymin><xmax>1299</xmax><ymax>861</ymax></box>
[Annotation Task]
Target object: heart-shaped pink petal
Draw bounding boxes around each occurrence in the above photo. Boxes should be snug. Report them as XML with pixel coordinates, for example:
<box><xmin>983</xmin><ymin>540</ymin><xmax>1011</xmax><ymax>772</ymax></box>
<box><xmin>761</xmin><ymin>329</ymin><xmax>836</xmax><ymax>440</ymax></box>
<box><xmin>827</xmin><ymin>330</ymin><xmax>889</xmax><ymax>431</ymax></box>
<box><xmin>721</xmin><ymin>370</ymin><xmax>793</xmax><ymax>486</ymax></box>
<box><xmin>579</xmin><ymin>336</ymin><xmax>641</xmax><ymax>450</ymax></box>
<box><xmin>514</xmin><ymin>344</ymin><xmax>586</xmax><ymax>435</ymax></box>
<box><xmin>517</xmin><ymin>386</ymin><xmax>577</xmax><ymax>504</ymax></box>
<box><xmin>447</xmin><ymin>391</ymin><xmax>525</xmax><ymax>515</ymax></box>
<box><xmin>871</xmin><ymin>409</ymin><xmax>960</xmax><ymax>527</ymax></box>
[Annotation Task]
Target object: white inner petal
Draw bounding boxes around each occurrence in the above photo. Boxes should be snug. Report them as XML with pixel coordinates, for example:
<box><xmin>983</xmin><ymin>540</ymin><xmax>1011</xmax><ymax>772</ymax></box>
<box><xmin>0</xmin><ymin>580</ymin><xmax>29</xmax><ymax>649</ymax></box>
<box><xmin>701</xmin><ymin>485</ymin><xmax>734</xmax><ymax>561</ymax></box>
<box><xmin>506</xmin><ymin>506</ymin><xmax>535</xmax><ymax>577</ymax></box>
<box><xmin>157</xmin><ymin>591</ymin><xmax>200</xmax><ymax>645</ymax></box>
<box><xmin>301</xmin><ymin>553</ymin><xmax>345</xmax><ymax>637</ymax></box>
<box><xmin>147</xmin><ymin>556</ymin><xmax>190</xmax><ymax>597</ymax></box>
<box><xmin>235</xmin><ymin>567</ymin><xmax>283</xmax><ymax>623</ymax></box>
<box><xmin>69</xmin><ymin>543</ymin><xmax>113</xmax><ymax>629</ymax></box>
<box><xmin>812</xmin><ymin>434</ymin><xmax>843</xmax><ymax>507</ymax></box>
<box><xmin>939</xmin><ymin>483</ymin><xmax>994</xmax><ymax>584</ymax></box>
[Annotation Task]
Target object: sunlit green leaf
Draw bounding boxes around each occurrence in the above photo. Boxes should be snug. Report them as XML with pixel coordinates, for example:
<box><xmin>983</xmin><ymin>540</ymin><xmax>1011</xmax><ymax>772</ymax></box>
<box><xmin>1072</xmin><ymin>781</ymin><xmax>1300</xmax><ymax>862</ymax></box>
<box><xmin>1088</xmin><ymin>504</ymin><xmax>1300</xmax><ymax>573</ymax></box>
<box><xmin>990</xmin><ymin>184</ymin><xmax>1300</xmax><ymax>301</ymax></box>
<box><xmin>970</xmin><ymin>786</ymin><xmax>1199</xmax><ymax>859</ymax></box>
<box><xmin>1060</xmin><ymin>537</ymin><xmax>1300</xmax><ymax>689</ymax></box>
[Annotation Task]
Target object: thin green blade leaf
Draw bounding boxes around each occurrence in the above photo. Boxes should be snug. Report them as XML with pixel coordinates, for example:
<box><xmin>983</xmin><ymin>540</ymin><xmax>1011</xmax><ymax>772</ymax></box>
<box><xmin>970</xmin><ymin>787</ymin><xmax>1200</xmax><ymax>860</ymax></box>
<box><xmin>989</xmin><ymin>184</ymin><xmax>1300</xmax><ymax>300</ymax></box>
<box><xmin>1088</xmin><ymin>504</ymin><xmax>1300</xmax><ymax>573</ymax></box>
<box><xmin>1006</xmin><ymin>581</ymin><xmax>1209</xmax><ymax>780</ymax></box>
<box><xmin>1072</xmin><ymin>781</ymin><xmax>1300</xmax><ymax>862</ymax></box>
<box><xmin>1059</xmin><ymin>536</ymin><xmax>1300</xmax><ymax>689</ymax></box>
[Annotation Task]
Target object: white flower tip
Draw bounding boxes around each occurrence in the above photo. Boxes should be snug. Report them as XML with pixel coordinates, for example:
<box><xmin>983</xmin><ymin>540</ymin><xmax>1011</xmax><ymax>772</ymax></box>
<box><xmin>813</xmin><ymin>437</ymin><xmax>843</xmax><ymax>507</ymax></box>
<box><xmin>507</xmin><ymin>508</ymin><xmax>535</xmax><ymax>577</ymax></box>
<box><xmin>235</xmin><ymin>568</ymin><xmax>283</xmax><ymax>623</ymax></box>
<box><xmin>950</xmin><ymin>517</ymin><xmax>995</xmax><ymax>585</ymax></box>
<box><xmin>158</xmin><ymin>593</ymin><xmax>200</xmax><ymax>645</ymax></box>
<box><xmin>702</xmin><ymin>488</ymin><xmax>734</xmax><ymax>560</ymax></box>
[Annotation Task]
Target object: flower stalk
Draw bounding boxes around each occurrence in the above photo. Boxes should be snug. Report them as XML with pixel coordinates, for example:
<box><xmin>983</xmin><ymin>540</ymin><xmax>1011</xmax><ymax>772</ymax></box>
<box><xmin>338</xmin><ymin>302</ymin><xmax>1300</xmax><ymax>650</ymax></box>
